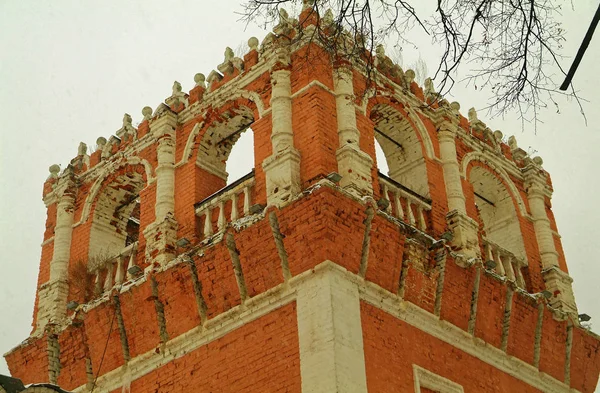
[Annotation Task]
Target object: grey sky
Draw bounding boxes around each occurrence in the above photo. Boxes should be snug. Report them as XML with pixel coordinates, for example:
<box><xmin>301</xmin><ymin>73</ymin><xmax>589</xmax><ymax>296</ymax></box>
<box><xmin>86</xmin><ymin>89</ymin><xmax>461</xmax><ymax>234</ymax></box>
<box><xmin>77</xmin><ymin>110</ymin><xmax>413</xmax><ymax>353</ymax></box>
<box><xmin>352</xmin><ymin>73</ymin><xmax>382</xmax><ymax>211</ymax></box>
<box><xmin>1</xmin><ymin>1</ymin><xmax>598</xmax><ymax>389</ymax></box>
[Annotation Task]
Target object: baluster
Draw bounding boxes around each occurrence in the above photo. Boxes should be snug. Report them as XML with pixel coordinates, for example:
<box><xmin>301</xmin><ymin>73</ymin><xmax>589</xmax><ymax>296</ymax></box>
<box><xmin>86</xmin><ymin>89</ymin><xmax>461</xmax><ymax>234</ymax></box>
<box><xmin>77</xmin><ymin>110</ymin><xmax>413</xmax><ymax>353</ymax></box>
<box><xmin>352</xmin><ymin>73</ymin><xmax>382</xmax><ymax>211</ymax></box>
<box><xmin>494</xmin><ymin>249</ymin><xmax>505</xmax><ymax>275</ymax></box>
<box><xmin>407</xmin><ymin>199</ymin><xmax>416</xmax><ymax>226</ymax></box>
<box><xmin>115</xmin><ymin>255</ymin><xmax>125</xmax><ymax>285</ymax></box>
<box><xmin>243</xmin><ymin>186</ymin><xmax>251</xmax><ymax>215</ymax></box>
<box><xmin>394</xmin><ymin>192</ymin><xmax>403</xmax><ymax>220</ymax></box>
<box><xmin>203</xmin><ymin>208</ymin><xmax>213</xmax><ymax>237</ymax></box>
<box><xmin>417</xmin><ymin>205</ymin><xmax>427</xmax><ymax>230</ymax></box>
<box><xmin>104</xmin><ymin>261</ymin><xmax>114</xmax><ymax>292</ymax></box>
<box><xmin>217</xmin><ymin>201</ymin><xmax>227</xmax><ymax>231</ymax></box>
<box><xmin>231</xmin><ymin>193</ymin><xmax>239</xmax><ymax>221</ymax></box>
<box><xmin>485</xmin><ymin>243</ymin><xmax>494</xmax><ymax>265</ymax></box>
<box><xmin>94</xmin><ymin>271</ymin><xmax>102</xmax><ymax>295</ymax></box>
<box><xmin>382</xmin><ymin>184</ymin><xmax>392</xmax><ymax>213</ymax></box>
<box><xmin>126</xmin><ymin>244</ymin><xmax>137</xmax><ymax>280</ymax></box>
<box><xmin>515</xmin><ymin>261</ymin><xmax>526</xmax><ymax>288</ymax></box>
<box><xmin>503</xmin><ymin>254</ymin><xmax>515</xmax><ymax>281</ymax></box>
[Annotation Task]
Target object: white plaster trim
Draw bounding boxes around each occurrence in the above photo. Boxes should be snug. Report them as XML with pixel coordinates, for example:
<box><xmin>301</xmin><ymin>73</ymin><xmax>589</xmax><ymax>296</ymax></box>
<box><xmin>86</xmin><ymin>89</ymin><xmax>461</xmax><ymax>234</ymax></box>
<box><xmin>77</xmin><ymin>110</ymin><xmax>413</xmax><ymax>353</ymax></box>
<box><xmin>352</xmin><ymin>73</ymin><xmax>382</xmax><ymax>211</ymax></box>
<box><xmin>74</xmin><ymin>157</ymin><xmax>154</xmax><ymax>227</ymax></box>
<box><xmin>413</xmin><ymin>364</ymin><xmax>464</xmax><ymax>393</ymax></box>
<box><xmin>459</xmin><ymin>136</ymin><xmax>523</xmax><ymax>179</ymax></box>
<box><xmin>290</xmin><ymin>79</ymin><xmax>334</xmax><ymax>99</ymax></box>
<box><xmin>176</xmin><ymin>121</ymin><xmax>204</xmax><ymax>167</ymax></box>
<box><xmin>461</xmin><ymin>151</ymin><xmax>528</xmax><ymax>217</ymax></box>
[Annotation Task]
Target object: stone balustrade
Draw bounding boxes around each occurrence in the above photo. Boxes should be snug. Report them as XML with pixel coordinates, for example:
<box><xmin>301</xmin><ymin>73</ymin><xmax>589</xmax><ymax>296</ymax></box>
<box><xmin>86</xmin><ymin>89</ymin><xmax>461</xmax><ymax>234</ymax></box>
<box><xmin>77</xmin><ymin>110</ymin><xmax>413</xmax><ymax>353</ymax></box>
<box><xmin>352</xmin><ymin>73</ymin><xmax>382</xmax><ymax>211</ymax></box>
<box><xmin>195</xmin><ymin>171</ymin><xmax>255</xmax><ymax>239</ymax></box>
<box><xmin>378</xmin><ymin>172</ymin><xmax>431</xmax><ymax>232</ymax></box>
<box><xmin>92</xmin><ymin>241</ymin><xmax>139</xmax><ymax>296</ymax></box>
<box><xmin>482</xmin><ymin>237</ymin><xmax>527</xmax><ymax>288</ymax></box>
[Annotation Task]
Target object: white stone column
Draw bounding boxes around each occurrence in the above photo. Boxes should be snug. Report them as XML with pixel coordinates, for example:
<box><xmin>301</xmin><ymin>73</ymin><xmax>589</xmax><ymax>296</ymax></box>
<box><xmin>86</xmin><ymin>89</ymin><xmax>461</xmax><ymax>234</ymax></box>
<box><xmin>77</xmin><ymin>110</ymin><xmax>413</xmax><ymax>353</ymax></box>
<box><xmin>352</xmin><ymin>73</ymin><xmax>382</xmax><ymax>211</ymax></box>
<box><xmin>523</xmin><ymin>165</ymin><xmax>576</xmax><ymax>315</ymax></box>
<box><xmin>262</xmin><ymin>58</ymin><xmax>301</xmax><ymax>207</ymax></box>
<box><xmin>143</xmin><ymin>108</ymin><xmax>178</xmax><ymax>265</ymax></box>
<box><xmin>437</xmin><ymin>108</ymin><xmax>479</xmax><ymax>264</ymax></box>
<box><xmin>334</xmin><ymin>67</ymin><xmax>373</xmax><ymax>195</ymax></box>
<box><xmin>296</xmin><ymin>263</ymin><xmax>368</xmax><ymax>393</ymax></box>
<box><xmin>37</xmin><ymin>173</ymin><xmax>76</xmax><ymax>330</ymax></box>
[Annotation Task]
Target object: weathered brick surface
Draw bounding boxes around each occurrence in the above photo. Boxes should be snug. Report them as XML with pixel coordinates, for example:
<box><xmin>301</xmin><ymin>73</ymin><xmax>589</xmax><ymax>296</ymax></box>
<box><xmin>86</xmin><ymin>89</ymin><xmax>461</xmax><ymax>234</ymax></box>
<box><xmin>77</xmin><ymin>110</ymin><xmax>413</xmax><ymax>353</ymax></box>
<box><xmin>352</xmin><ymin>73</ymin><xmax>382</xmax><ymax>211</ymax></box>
<box><xmin>361</xmin><ymin>301</ymin><xmax>542</xmax><ymax>393</ymax></box>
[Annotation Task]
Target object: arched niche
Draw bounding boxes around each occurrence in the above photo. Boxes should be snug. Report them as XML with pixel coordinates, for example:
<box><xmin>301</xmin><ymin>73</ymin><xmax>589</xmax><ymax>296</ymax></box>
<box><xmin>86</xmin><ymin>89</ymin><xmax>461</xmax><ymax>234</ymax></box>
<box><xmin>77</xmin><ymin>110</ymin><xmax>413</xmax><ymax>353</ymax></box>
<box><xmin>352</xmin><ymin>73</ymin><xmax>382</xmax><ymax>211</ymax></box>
<box><xmin>370</xmin><ymin>103</ymin><xmax>430</xmax><ymax>198</ymax></box>
<box><xmin>196</xmin><ymin>106</ymin><xmax>255</xmax><ymax>186</ymax></box>
<box><xmin>87</xmin><ymin>166</ymin><xmax>147</xmax><ymax>265</ymax></box>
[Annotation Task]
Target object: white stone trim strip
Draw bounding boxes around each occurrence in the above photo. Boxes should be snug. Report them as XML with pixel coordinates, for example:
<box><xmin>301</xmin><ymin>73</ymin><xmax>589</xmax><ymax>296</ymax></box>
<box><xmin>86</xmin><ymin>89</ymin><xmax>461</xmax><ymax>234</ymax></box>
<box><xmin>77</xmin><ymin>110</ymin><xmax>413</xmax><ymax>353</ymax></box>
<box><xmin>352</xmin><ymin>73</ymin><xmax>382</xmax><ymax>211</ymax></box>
<box><xmin>413</xmin><ymin>364</ymin><xmax>464</xmax><ymax>393</ymax></box>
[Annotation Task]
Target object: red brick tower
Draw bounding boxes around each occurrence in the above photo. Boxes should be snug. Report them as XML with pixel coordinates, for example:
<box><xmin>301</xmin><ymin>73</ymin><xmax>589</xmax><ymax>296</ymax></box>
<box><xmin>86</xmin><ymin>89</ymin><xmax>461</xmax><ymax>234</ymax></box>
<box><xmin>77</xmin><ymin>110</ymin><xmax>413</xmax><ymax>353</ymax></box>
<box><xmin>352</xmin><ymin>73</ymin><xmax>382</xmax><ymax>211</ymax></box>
<box><xmin>4</xmin><ymin>6</ymin><xmax>600</xmax><ymax>393</ymax></box>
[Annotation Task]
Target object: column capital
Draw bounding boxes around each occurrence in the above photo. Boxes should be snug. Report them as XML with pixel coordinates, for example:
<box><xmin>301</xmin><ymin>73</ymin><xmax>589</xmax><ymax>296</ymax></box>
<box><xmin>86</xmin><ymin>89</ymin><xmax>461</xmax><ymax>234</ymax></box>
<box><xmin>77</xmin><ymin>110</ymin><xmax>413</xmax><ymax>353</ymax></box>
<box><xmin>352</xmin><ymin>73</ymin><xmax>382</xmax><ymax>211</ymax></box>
<box><xmin>149</xmin><ymin>105</ymin><xmax>178</xmax><ymax>137</ymax></box>
<box><xmin>522</xmin><ymin>164</ymin><xmax>552</xmax><ymax>198</ymax></box>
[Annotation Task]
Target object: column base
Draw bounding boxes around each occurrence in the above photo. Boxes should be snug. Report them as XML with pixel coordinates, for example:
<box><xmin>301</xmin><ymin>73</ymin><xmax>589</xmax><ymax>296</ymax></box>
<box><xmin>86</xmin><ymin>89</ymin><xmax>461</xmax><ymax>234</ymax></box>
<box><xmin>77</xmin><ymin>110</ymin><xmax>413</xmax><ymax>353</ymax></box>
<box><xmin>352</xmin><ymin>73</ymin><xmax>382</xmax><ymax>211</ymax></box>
<box><xmin>35</xmin><ymin>279</ymin><xmax>70</xmax><ymax>333</ymax></box>
<box><xmin>446</xmin><ymin>210</ymin><xmax>480</xmax><ymax>267</ymax></box>
<box><xmin>143</xmin><ymin>215</ymin><xmax>178</xmax><ymax>266</ymax></box>
<box><xmin>262</xmin><ymin>147</ymin><xmax>301</xmax><ymax>208</ymax></box>
<box><xmin>542</xmin><ymin>266</ymin><xmax>577</xmax><ymax>318</ymax></box>
<box><xmin>336</xmin><ymin>144</ymin><xmax>373</xmax><ymax>197</ymax></box>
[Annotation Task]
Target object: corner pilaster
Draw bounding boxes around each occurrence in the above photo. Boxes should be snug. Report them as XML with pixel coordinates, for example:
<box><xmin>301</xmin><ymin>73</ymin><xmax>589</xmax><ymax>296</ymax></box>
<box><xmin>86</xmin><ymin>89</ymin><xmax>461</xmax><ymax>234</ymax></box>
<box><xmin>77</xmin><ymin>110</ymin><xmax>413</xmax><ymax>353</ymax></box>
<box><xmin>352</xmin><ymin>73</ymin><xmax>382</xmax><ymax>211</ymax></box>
<box><xmin>37</xmin><ymin>169</ymin><xmax>76</xmax><ymax>331</ymax></box>
<box><xmin>296</xmin><ymin>263</ymin><xmax>368</xmax><ymax>393</ymax></box>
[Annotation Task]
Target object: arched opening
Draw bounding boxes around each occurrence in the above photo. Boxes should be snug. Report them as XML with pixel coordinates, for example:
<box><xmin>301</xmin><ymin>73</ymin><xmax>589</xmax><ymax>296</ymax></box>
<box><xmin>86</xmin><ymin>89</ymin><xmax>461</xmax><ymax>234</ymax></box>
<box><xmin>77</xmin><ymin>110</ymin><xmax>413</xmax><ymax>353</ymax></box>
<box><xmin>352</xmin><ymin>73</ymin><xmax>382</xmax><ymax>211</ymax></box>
<box><xmin>224</xmin><ymin>126</ymin><xmax>255</xmax><ymax>185</ymax></box>
<box><xmin>194</xmin><ymin>106</ymin><xmax>257</xmax><ymax>240</ymax></box>
<box><xmin>370</xmin><ymin>104</ymin><xmax>432</xmax><ymax>233</ymax></box>
<box><xmin>371</xmin><ymin>104</ymin><xmax>429</xmax><ymax>198</ymax></box>
<box><xmin>86</xmin><ymin>168</ymin><xmax>146</xmax><ymax>297</ymax></box>
<box><xmin>469</xmin><ymin>166</ymin><xmax>528</xmax><ymax>288</ymax></box>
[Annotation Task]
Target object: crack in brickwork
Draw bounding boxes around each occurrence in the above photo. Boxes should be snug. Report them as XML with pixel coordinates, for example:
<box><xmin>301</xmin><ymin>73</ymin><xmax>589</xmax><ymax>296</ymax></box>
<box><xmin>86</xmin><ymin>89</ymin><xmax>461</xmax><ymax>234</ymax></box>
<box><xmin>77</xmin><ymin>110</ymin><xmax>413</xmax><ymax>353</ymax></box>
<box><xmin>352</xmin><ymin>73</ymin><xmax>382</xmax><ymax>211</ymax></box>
<box><xmin>47</xmin><ymin>333</ymin><xmax>60</xmax><ymax>384</ymax></box>
<box><xmin>268</xmin><ymin>210</ymin><xmax>291</xmax><ymax>282</ymax></box>
<box><xmin>151</xmin><ymin>276</ymin><xmax>169</xmax><ymax>343</ymax></box>
<box><xmin>468</xmin><ymin>267</ymin><xmax>481</xmax><ymax>335</ymax></box>
<box><xmin>500</xmin><ymin>288</ymin><xmax>514</xmax><ymax>352</ymax></box>
<box><xmin>112</xmin><ymin>295</ymin><xmax>130</xmax><ymax>361</ymax></box>
<box><xmin>186</xmin><ymin>258</ymin><xmax>208</xmax><ymax>324</ymax></box>
<box><xmin>359</xmin><ymin>205</ymin><xmax>375</xmax><ymax>278</ymax></box>
<box><xmin>225</xmin><ymin>232</ymin><xmax>248</xmax><ymax>302</ymax></box>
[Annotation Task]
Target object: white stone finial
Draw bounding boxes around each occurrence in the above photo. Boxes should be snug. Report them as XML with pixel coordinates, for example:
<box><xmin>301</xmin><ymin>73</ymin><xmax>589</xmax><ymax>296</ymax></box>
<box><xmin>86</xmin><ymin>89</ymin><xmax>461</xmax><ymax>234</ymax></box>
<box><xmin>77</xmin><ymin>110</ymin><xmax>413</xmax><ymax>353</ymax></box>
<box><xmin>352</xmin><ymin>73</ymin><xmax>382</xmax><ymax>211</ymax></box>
<box><xmin>224</xmin><ymin>47</ymin><xmax>234</xmax><ymax>62</ymax></box>
<box><xmin>49</xmin><ymin>164</ymin><xmax>60</xmax><ymax>179</ymax></box>
<box><xmin>194</xmin><ymin>73</ymin><xmax>206</xmax><ymax>87</ymax></box>
<box><xmin>142</xmin><ymin>106</ymin><xmax>153</xmax><ymax>120</ymax></box>
<box><xmin>96</xmin><ymin>137</ymin><xmax>107</xmax><ymax>148</ymax></box>
<box><xmin>248</xmin><ymin>37</ymin><xmax>259</xmax><ymax>51</ymax></box>
<box><xmin>172</xmin><ymin>81</ymin><xmax>182</xmax><ymax>95</ymax></box>
<box><xmin>493</xmin><ymin>130</ymin><xmax>503</xmax><ymax>141</ymax></box>
<box><xmin>424</xmin><ymin>78</ymin><xmax>438</xmax><ymax>100</ymax></box>
<box><xmin>78</xmin><ymin>142</ymin><xmax>87</xmax><ymax>156</ymax></box>
<box><xmin>122</xmin><ymin>113</ymin><xmax>132</xmax><ymax>127</ymax></box>
<box><xmin>533</xmin><ymin>156</ymin><xmax>544</xmax><ymax>166</ymax></box>
<box><xmin>468</xmin><ymin>107</ymin><xmax>478</xmax><ymax>123</ymax></box>
<box><xmin>279</xmin><ymin>8</ymin><xmax>289</xmax><ymax>24</ymax></box>
<box><xmin>405</xmin><ymin>69</ymin><xmax>415</xmax><ymax>84</ymax></box>
<box><xmin>450</xmin><ymin>101</ymin><xmax>460</xmax><ymax>112</ymax></box>
<box><xmin>375</xmin><ymin>44</ymin><xmax>385</xmax><ymax>59</ymax></box>
<box><xmin>302</xmin><ymin>0</ymin><xmax>315</xmax><ymax>10</ymax></box>
<box><xmin>508</xmin><ymin>136</ymin><xmax>518</xmax><ymax>150</ymax></box>
<box><xmin>323</xmin><ymin>9</ymin><xmax>334</xmax><ymax>24</ymax></box>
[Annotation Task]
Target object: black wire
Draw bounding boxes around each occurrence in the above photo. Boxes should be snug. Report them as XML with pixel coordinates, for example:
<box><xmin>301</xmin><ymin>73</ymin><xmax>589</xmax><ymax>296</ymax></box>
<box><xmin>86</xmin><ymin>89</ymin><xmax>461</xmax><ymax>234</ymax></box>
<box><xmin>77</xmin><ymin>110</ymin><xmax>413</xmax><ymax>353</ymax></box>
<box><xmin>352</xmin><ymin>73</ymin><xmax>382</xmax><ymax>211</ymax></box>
<box><xmin>90</xmin><ymin>299</ymin><xmax>118</xmax><ymax>393</ymax></box>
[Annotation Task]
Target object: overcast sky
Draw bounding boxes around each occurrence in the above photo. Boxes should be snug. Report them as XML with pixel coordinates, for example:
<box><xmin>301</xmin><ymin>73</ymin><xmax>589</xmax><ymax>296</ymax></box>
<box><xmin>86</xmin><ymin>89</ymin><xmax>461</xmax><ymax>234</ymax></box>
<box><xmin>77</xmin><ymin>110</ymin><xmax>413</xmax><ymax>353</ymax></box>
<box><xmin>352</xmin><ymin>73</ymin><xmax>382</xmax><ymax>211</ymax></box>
<box><xmin>1</xmin><ymin>1</ymin><xmax>599</xmax><ymax>388</ymax></box>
